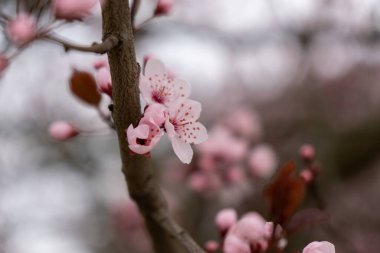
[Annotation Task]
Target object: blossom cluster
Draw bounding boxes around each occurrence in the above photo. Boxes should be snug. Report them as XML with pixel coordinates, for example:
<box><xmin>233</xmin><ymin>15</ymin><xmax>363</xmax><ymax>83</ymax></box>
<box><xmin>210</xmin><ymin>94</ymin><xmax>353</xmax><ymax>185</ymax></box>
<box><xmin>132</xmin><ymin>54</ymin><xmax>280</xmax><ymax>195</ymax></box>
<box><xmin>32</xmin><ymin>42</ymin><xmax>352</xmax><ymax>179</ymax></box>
<box><xmin>127</xmin><ymin>59</ymin><xmax>208</xmax><ymax>164</ymax></box>
<box><xmin>212</xmin><ymin>208</ymin><xmax>335</xmax><ymax>253</ymax></box>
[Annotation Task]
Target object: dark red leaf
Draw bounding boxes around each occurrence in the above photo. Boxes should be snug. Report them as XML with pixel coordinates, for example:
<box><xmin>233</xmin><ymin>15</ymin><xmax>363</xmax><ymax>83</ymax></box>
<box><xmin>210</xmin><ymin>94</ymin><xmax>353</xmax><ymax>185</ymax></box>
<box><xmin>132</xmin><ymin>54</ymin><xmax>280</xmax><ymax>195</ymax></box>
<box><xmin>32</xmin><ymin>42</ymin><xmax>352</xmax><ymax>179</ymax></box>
<box><xmin>70</xmin><ymin>70</ymin><xmax>101</xmax><ymax>106</ymax></box>
<box><xmin>264</xmin><ymin>162</ymin><xmax>306</xmax><ymax>225</ymax></box>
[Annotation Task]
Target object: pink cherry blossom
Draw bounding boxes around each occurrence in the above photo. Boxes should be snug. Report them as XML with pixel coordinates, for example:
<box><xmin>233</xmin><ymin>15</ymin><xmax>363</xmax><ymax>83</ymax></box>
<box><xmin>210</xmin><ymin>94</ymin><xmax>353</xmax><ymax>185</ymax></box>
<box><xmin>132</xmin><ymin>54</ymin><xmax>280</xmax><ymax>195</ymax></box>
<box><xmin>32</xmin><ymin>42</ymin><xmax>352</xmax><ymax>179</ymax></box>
<box><xmin>223</xmin><ymin>234</ymin><xmax>250</xmax><ymax>253</ymax></box>
<box><xmin>126</xmin><ymin>118</ymin><xmax>163</xmax><ymax>155</ymax></box>
<box><xmin>52</xmin><ymin>0</ymin><xmax>97</xmax><ymax>21</ymax></box>
<box><xmin>139</xmin><ymin>59</ymin><xmax>191</xmax><ymax>106</ymax></box>
<box><xmin>48</xmin><ymin>121</ymin><xmax>78</xmax><ymax>141</ymax></box>
<box><xmin>303</xmin><ymin>241</ymin><xmax>335</xmax><ymax>253</ymax></box>
<box><xmin>95</xmin><ymin>66</ymin><xmax>112</xmax><ymax>97</ymax></box>
<box><xmin>6</xmin><ymin>13</ymin><xmax>37</xmax><ymax>46</ymax></box>
<box><xmin>230</xmin><ymin>212</ymin><xmax>267</xmax><ymax>244</ymax></box>
<box><xmin>215</xmin><ymin>208</ymin><xmax>238</xmax><ymax>233</ymax></box>
<box><xmin>248</xmin><ymin>144</ymin><xmax>278</xmax><ymax>179</ymax></box>
<box><xmin>198</xmin><ymin>126</ymin><xmax>247</xmax><ymax>162</ymax></box>
<box><xmin>143</xmin><ymin>103</ymin><xmax>167</xmax><ymax>126</ymax></box>
<box><xmin>165</xmin><ymin>99</ymin><xmax>208</xmax><ymax>164</ymax></box>
<box><xmin>155</xmin><ymin>0</ymin><xmax>174</xmax><ymax>15</ymax></box>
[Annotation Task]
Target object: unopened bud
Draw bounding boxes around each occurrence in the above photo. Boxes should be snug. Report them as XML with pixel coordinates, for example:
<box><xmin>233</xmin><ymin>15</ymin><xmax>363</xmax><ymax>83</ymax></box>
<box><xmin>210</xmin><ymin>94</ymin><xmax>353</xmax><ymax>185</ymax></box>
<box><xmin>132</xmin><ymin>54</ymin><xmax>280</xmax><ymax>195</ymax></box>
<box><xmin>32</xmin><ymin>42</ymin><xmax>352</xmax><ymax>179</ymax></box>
<box><xmin>215</xmin><ymin>208</ymin><xmax>237</xmax><ymax>235</ymax></box>
<box><xmin>299</xmin><ymin>144</ymin><xmax>315</xmax><ymax>162</ymax></box>
<box><xmin>48</xmin><ymin>121</ymin><xmax>78</xmax><ymax>141</ymax></box>
<box><xmin>6</xmin><ymin>13</ymin><xmax>37</xmax><ymax>46</ymax></box>
<box><xmin>300</xmin><ymin>169</ymin><xmax>314</xmax><ymax>184</ymax></box>
<box><xmin>154</xmin><ymin>0</ymin><xmax>174</xmax><ymax>15</ymax></box>
<box><xmin>204</xmin><ymin>240</ymin><xmax>219</xmax><ymax>253</ymax></box>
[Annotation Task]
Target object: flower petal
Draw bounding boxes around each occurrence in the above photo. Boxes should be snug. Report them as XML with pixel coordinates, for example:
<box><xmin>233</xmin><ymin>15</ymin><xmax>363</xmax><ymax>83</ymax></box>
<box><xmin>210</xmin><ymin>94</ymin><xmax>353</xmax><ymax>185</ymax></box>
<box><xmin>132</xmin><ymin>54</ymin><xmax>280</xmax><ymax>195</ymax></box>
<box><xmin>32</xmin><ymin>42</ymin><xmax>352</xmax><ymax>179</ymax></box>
<box><xmin>171</xmin><ymin>78</ymin><xmax>191</xmax><ymax>101</ymax></box>
<box><xmin>169</xmin><ymin>99</ymin><xmax>202</xmax><ymax>123</ymax></box>
<box><xmin>139</xmin><ymin>75</ymin><xmax>153</xmax><ymax>104</ymax></box>
<box><xmin>144</xmin><ymin>58</ymin><xmax>165</xmax><ymax>78</ymax></box>
<box><xmin>170</xmin><ymin>136</ymin><xmax>193</xmax><ymax>164</ymax></box>
<box><xmin>177</xmin><ymin>122</ymin><xmax>208</xmax><ymax>144</ymax></box>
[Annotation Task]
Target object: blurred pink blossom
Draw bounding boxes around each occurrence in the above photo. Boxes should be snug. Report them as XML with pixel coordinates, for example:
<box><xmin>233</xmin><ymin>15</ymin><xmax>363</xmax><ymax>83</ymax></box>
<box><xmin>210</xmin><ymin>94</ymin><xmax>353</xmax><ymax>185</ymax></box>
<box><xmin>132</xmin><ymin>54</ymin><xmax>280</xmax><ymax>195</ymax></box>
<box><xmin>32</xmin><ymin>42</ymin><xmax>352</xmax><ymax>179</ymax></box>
<box><xmin>6</xmin><ymin>13</ymin><xmax>37</xmax><ymax>46</ymax></box>
<box><xmin>300</xmin><ymin>169</ymin><xmax>314</xmax><ymax>184</ymax></box>
<box><xmin>48</xmin><ymin>121</ymin><xmax>78</xmax><ymax>141</ymax></box>
<box><xmin>198</xmin><ymin>126</ymin><xmax>247</xmax><ymax>163</ymax></box>
<box><xmin>223</xmin><ymin>108</ymin><xmax>263</xmax><ymax>141</ymax></box>
<box><xmin>226</xmin><ymin>166</ymin><xmax>245</xmax><ymax>183</ymax></box>
<box><xmin>204</xmin><ymin>240</ymin><xmax>219</xmax><ymax>253</ymax></box>
<box><xmin>126</xmin><ymin>118</ymin><xmax>163</xmax><ymax>154</ymax></box>
<box><xmin>140</xmin><ymin>59</ymin><xmax>191</xmax><ymax>106</ymax></box>
<box><xmin>52</xmin><ymin>0</ymin><xmax>97</xmax><ymax>21</ymax></box>
<box><xmin>188</xmin><ymin>172</ymin><xmax>207</xmax><ymax>193</ymax></box>
<box><xmin>248</xmin><ymin>144</ymin><xmax>277</xmax><ymax>178</ymax></box>
<box><xmin>299</xmin><ymin>144</ymin><xmax>316</xmax><ymax>162</ymax></box>
<box><xmin>223</xmin><ymin>234</ymin><xmax>250</xmax><ymax>253</ymax></box>
<box><xmin>165</xmin><ymin>99</ymin><xmax>208</xmax><ymax>164</ymax></box>
<box><xmin>215</xmin><ymin>208</ymin><xmax>238</xmax><ymax>233</ymax></box>
<box><xmin>303</xmin><ymin>241</ymin><xmax>335</xmax><ymax>253</ymax></box>
<box><xmin>155</xmin><ymin>0</ymin><xmax>174</xmax><ymax>15</ymax></box>
<box><xmin>229</xmin><ymin>212</ymin><xmax>267</xmax><ymax>246</ymax></box>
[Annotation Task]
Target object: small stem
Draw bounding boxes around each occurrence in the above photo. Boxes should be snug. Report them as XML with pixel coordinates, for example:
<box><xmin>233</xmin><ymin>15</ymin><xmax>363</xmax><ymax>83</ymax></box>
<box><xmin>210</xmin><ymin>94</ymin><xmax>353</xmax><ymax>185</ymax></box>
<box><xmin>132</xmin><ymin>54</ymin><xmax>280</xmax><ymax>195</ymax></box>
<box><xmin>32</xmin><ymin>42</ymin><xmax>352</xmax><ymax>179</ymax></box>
<box><xmin>40</xmin><ymin>33</ymin><xmax>119</xmax><ymax>54</ymax></box>
<box><xmin>96</xmin><ymin>106</ymin><xmax>115</xmax><ymax>130</ymax></box>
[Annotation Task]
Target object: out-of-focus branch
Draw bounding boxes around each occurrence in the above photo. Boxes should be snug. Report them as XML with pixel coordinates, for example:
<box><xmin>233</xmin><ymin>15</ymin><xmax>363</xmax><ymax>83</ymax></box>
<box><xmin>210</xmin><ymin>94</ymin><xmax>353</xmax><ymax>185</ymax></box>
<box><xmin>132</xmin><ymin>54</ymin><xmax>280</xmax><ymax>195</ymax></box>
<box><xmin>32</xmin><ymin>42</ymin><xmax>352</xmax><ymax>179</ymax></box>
<box><xmin>101</xmin><ymin>1</ymin><xmax>205</xmax><ymax>253</ymax></box>
<box><xmin>41</xmin><ymin>34</ymin><xmax>119</xmax><ymax>54</ymax></box>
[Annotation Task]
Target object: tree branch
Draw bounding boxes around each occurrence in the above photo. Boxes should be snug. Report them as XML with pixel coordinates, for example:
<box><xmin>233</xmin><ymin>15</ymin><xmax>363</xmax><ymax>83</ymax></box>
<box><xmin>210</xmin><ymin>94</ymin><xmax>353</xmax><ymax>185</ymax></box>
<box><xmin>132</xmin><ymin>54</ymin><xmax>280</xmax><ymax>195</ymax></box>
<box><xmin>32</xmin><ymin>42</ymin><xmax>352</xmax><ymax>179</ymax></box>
<box><xmin>41</xmin><ymin>34</ymin><xmax>119</xmax><ymax>54</ymax></box>
<box><xmin>101</xmin><ymin>1</ymin><xmax>205</xmax><ymax>253</ymax></box>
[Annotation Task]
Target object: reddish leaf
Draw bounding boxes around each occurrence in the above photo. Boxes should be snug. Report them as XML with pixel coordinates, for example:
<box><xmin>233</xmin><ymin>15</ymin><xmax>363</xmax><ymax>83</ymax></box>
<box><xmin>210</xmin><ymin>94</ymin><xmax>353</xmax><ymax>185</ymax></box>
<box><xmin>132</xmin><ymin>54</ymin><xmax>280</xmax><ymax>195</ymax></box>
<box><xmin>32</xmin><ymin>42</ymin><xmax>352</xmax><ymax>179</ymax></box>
<box><xmin>70</xmin><ymin>70</ymin><xmax>101</xmax><ymax>106</ymax></box>
<box><xmin>264</xmin><ymin>162</ymin><xmax>306</xmax><ymax>225</ymax></box>
<box><xmin>284</xmin><ymin>208</ymin><xmax>330</xmax><ymax>234</ymax></box>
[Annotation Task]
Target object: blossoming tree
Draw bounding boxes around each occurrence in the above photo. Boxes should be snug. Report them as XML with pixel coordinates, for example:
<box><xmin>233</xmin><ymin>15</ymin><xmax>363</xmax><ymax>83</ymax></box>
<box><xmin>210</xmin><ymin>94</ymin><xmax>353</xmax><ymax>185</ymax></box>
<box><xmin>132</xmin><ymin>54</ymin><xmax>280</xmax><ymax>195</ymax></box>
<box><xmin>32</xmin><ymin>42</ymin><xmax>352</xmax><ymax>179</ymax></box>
<box><xmin>0</xmin><ymin>1</ymin><xmax>336</xmax><ymax>253</ymax></box>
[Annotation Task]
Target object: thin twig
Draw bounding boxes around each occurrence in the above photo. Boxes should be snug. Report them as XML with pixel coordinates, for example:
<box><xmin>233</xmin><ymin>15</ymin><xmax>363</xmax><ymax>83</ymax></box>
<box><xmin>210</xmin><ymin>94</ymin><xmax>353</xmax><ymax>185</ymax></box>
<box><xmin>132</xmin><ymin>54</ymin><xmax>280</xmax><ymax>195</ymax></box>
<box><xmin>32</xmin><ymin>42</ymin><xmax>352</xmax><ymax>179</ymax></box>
<box><xmin>41</xmin><ymin>34</ymin><xmax>119</xmax><ymax>54</ymax></box>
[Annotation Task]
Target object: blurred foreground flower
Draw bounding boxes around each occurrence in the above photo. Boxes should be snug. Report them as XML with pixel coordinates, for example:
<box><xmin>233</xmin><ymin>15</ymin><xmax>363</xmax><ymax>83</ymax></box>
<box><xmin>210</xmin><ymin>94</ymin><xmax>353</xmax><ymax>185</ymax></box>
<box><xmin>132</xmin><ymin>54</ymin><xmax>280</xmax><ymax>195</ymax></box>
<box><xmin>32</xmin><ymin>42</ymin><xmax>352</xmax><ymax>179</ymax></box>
<box><xmin>6</xmin><ymin>13</ymin><xmax>37</xmax><ymax>46</ymax></box>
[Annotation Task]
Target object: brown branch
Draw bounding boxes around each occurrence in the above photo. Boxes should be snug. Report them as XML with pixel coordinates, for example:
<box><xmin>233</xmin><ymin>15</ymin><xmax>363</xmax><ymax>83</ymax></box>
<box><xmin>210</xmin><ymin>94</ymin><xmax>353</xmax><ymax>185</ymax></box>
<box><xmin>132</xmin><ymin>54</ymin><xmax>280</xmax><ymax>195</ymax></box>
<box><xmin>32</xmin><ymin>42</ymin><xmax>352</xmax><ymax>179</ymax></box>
<box><xmin>41</xmin><ymin>34</ymin><xmax>119</xmax><ymax>54</ymax></box>
<box><xmin>101</xmin><ymin>1</ymin><xmax>205</xmax><ymax>253</ymax></box>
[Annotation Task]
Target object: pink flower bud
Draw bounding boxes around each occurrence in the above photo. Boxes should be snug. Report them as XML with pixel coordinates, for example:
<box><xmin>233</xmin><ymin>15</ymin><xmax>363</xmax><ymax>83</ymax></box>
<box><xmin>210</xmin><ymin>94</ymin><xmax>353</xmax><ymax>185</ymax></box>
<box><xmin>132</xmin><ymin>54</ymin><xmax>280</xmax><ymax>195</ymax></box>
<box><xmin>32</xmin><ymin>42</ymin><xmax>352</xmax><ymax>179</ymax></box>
<box><xmin>300</xmin><ymin>169</ymin><xmax>314</xmax><ymax>184</ymax></box>
<box><xmin>0</xmin><ymin>56</ymin><xmax>9</xmax><ymax>76</ymax></box>
<box><xmin>230</xmin><ymin>212</ymin><xmax>266</xmax><ymax>244</ymax></box>
<box><xmin>299</xmin><ymin>144</ymin><xmax>315</xmax><ymax>162</ymax></box>
<box><xmin>154</xmin><ymin>0</ymin><xmax>174</xmax><ymax>15</ymax></box>
<box><xmin>95</xmin><ymin>67</ymin><xmax>112</xmax><ymax>97</ymax></box>
<box><xmin>248</xmin><ymin>145</ymin><xmax>277</xmax><ymax>179</ymax></box>
<box><xmin>204</xmin><ymin>240</ymin><xmax>219</xmax><ymax>253</ymax></box>
<box><xmin>52</xmin><ymin>0</ymin><xmax>97</xmax><ymax>21</ymax></box>
<box><xmin>48</xmin><ymin>121</ymin><xmax>78</xmax><ymax>141</ymax></box>
<box><xmin>215</xmin><ymin>208</ymin><xmax>237</xmax><ymax>233</ymax></box>
<box><xmin>6</xmin><ymin>13</ymin><xmax>37</xmax><ymax>46</ymax></box>
<box><xmin>93</xmin><ymin>59</ymin><xmax>109</xmax><ymax>70</ymax></box>
<box><xmin>303</xmin><ymin>241</ymin><xmax>335</xmax><ymax>253</ymax></box>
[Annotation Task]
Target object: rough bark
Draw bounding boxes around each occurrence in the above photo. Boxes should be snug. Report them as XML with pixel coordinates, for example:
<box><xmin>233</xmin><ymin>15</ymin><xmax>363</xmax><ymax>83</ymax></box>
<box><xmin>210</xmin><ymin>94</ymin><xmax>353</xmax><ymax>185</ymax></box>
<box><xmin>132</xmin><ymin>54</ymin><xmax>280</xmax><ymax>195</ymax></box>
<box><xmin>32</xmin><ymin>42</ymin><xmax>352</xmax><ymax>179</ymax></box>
<box><xmin>101</xmin><ymin>1</ymin><xmax>205</xmax><ymax>253</ymax></box>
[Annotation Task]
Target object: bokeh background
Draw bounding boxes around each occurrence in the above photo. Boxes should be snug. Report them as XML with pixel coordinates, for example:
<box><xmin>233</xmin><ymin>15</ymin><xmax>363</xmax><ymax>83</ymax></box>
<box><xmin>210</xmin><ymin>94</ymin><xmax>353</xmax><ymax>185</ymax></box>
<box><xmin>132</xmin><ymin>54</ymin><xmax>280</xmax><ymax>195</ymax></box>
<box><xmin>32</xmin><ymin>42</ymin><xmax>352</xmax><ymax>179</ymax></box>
<box><xmin>1</xmin><ymin>0</ymin><xmax>380</xmax><ymax>252</ymax></box>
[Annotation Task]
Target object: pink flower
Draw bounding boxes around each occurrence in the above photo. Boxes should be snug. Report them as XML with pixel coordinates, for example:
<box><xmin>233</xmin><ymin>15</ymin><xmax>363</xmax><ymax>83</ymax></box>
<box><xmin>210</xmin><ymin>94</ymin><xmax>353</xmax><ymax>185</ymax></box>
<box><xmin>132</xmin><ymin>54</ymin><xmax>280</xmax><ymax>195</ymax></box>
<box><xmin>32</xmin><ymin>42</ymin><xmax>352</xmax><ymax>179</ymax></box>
<box><xmin>303</xmin><ymin>241</ymin><xmax>335</xmax><ymax>253</ymax></box>
<box><xmin>248</xmin><ymin>144</ymin><xmax>277</xmax><ymax>179</ymax></box>
<box><xmin>229</xmin><ymin>212</ymin><xmax>267</xmax><ymax>245</ymax></box>
<box><xmin>198</xmin><ymin>126</ymin><xmax>247</xmax><ymax>162</ymax></box>
<box><xmin>52</xmin><ymin>0</ymin><xmax>97</xmax><ymax>21</ymax></box>
<box><xmin>223</xmin><ymin>234</ymin><xmax>250</xmax><ymax>253</ymax></box>
<box><xmin>140</xmin><ymin>59</ymin><xmax>191</xmax><ymax>106</ymax></box>
<box><xmin>165</xmin><ymin>99</ymin><xmax>208</xmax><ymax>164</ymax></box>
<box><xmin>155</xmin><ymin>0</ymin><xmax>174</xmax><ymax>15</ymax></box>
<box><xmin>215</xmin><ymin>208</ymin><xmax>238</xmax><ymax>233</ymax></box>
<box><xmin>144</xmin><ymin>103</ymin><xmax>167</xmax><ymax>126</ymax></box>
<box><xmin>95</xmin><ymin>67</ymin><xmax>112</xmax><ymax>97</ymax></box>
<box><xmin>48</xmin><ymin>121</ymin><xmax>78</xmax><ymax>141</ymax></box>
<box><xmin>127</xmin><ymin>118</ymin><xmax>163</xmax><ymax>155</ymax></box>
<box><xmin>0</xmin><ymin>56</ymin><xmax>9</xmax><ymax>76</ymax></box>
<box><xmin>6</xmin><ymin>13</ymin><xmax>37</xmax><ymax>46</ymax></box>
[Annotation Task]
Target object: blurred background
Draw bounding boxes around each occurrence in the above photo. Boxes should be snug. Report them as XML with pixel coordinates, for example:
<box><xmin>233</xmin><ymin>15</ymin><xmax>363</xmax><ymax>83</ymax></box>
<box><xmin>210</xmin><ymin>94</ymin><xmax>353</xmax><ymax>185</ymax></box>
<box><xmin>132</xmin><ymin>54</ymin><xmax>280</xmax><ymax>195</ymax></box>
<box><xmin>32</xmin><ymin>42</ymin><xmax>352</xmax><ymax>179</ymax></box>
<box><xmin>1</xmin><ymin>0</ymin><xmax>380</xmax><ymax>252</ymax></box>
